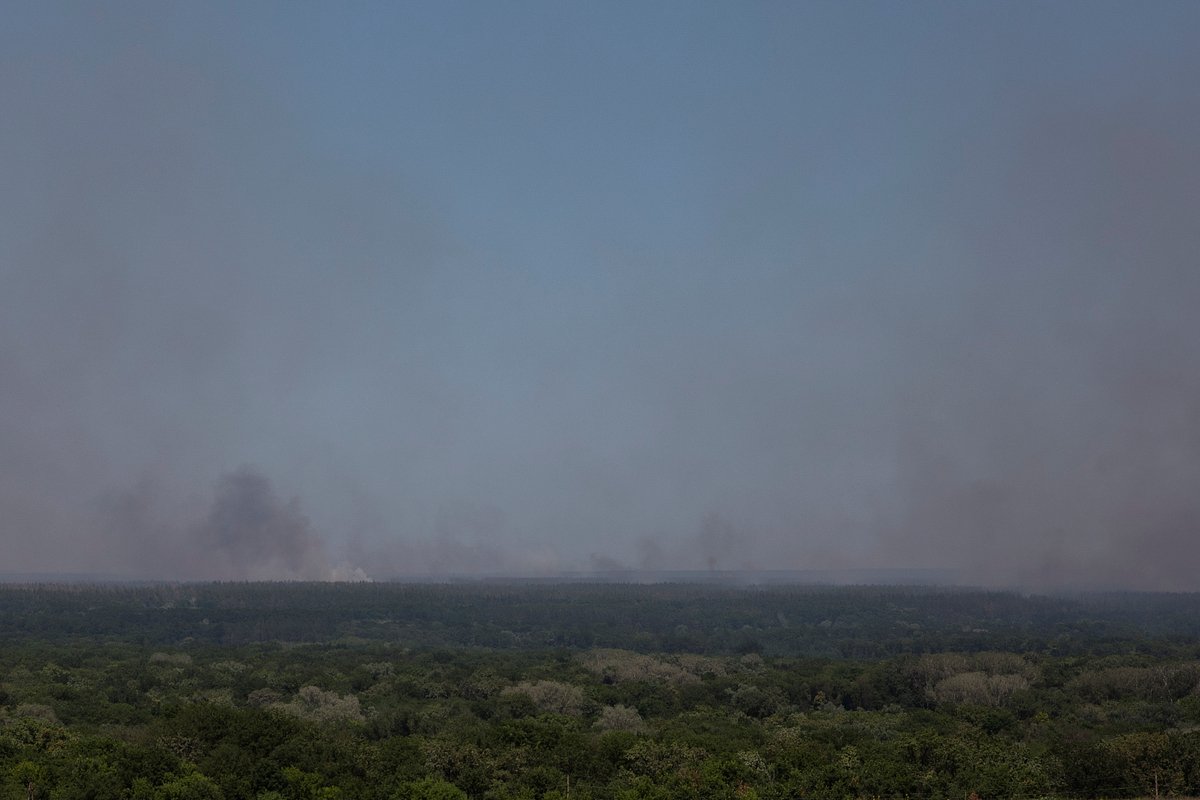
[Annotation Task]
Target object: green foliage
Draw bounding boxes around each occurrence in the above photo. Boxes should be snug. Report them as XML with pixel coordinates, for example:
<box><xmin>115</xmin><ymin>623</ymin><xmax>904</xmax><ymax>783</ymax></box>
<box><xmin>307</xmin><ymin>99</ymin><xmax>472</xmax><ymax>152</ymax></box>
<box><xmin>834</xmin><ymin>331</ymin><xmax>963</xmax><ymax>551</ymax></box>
<box><xmin>0</xmin><ymin>583</ymin><xmax>1199</xmax><ymax>798</ymax></box>
<box><xmin>157</xmin><ymin>772</ymin><xmax>225</xmax><ymax>800</ymax></box>
<box><xmin>389</xmin><ymin>777</ymin><xmax>467</xmax><ymax>800</ymax></box>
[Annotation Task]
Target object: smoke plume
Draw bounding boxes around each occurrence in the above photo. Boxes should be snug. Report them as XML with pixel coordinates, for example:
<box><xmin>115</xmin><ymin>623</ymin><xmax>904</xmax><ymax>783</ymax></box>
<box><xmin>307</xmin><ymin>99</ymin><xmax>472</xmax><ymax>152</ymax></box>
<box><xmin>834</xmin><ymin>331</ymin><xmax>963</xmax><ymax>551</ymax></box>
<box><xmin>193</xmin><ymin>467</ymin><xmax>329</xmax><ymax>580</ymax></box>
<box><xmin>2</xmin><ymin>4</ymin><xmax>1198</xmax><ymax>587</ymax></box>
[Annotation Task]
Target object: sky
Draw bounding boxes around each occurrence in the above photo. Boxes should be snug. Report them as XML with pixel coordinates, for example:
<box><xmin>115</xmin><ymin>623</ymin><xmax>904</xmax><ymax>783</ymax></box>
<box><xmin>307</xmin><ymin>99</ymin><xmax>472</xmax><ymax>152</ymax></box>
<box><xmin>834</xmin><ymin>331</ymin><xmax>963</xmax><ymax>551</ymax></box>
<box><xmin>2</xmin><ymin>2</ymin><xmax>1198</xmax><ymax>587</ymax></box>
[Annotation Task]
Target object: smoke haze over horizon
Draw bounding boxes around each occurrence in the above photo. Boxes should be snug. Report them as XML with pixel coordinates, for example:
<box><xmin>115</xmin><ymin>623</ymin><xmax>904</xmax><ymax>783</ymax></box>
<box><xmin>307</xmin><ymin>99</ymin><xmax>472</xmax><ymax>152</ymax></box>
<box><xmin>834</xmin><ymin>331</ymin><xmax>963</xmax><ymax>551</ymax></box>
<box><xmin>2</xmin><ymin>3</ymin><xmax>1199</xmax><ymax>588</ymax></box>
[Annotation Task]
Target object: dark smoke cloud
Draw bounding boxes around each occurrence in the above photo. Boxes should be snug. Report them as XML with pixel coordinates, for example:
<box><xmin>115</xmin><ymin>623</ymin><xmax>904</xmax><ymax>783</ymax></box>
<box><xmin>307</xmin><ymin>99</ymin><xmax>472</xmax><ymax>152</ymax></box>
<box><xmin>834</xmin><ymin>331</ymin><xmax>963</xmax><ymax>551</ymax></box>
<box><xmin>100</xmin><ymin>467</ymin><xmax>356</xmax><ymax>581</ymax></box>
<box><xmin>195</xmin><ymin>467</ymin><xmax>329</xmax><ymax>580</ymax></box>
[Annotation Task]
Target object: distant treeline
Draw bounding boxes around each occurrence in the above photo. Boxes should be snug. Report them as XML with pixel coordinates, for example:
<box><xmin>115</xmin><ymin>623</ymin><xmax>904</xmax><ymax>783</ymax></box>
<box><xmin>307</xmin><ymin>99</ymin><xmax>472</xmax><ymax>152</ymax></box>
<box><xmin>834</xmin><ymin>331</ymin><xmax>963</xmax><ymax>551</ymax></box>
<box><xmin>1</xmin><ymin>582</ymin><xmax>1200</xmax><ymax>658</ymax></box>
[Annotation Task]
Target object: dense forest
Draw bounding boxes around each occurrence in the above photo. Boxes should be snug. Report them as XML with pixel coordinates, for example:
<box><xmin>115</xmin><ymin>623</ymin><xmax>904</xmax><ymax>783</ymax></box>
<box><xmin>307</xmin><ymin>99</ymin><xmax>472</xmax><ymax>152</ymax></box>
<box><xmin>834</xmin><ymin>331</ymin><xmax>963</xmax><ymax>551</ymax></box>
<box><xmin>3</xmin><ymin>582</ymin><xmax>1200</xmax><ymax>799</ymax></box>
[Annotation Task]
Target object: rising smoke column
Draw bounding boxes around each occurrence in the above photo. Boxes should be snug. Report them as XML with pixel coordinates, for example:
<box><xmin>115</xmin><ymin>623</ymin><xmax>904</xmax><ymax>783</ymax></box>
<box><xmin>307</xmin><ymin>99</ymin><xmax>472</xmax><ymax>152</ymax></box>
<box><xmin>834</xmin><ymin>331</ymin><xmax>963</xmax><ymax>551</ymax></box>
<box><xmin>190</xmin><ymin>467</ymin><xmax>330</xmax><ymax>580</ymax></box>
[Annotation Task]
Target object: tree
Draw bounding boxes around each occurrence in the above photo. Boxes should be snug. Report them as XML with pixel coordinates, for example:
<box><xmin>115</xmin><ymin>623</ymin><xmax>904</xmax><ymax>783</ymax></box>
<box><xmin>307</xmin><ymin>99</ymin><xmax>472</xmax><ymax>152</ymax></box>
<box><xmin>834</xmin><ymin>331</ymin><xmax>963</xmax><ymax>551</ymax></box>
<box><xmin>10</xmin><ymin>761</ymin><xmax>47</xmax><ymax>800</ymax></box>
<box><xmin>390</xmin><ymin>778</ymin><xmax>467</xmax><ymax>800</ymax></box>
<box><xmin>157</xmin><ymin>772</ymin><xmax>225</xmax><ymax>800</ymax></box>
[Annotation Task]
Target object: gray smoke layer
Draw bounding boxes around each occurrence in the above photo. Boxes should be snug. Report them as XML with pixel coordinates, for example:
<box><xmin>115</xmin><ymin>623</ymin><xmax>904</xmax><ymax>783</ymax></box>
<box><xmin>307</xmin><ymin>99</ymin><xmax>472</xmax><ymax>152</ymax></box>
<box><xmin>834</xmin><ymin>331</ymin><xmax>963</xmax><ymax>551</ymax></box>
<box><xmin>99</xmin><ymin>467</ymin><xmax>357</xmax><ymax>581</ymax></box>
<box><xmin>2</xmin><ymin>6</ymin><xmax>1199</xmax><ymax>587</ymax></box>
<box><xmin>882</xmin><ymin>101</ymin><xmax>1200</xmax><ymax>590</ymax></box>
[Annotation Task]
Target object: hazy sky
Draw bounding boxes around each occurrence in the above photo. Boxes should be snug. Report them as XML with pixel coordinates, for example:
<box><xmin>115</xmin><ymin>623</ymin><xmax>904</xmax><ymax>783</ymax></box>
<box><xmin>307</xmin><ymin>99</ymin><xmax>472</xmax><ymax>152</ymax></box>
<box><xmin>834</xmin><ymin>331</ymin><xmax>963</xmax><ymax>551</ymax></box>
<box><xmin>2</xmin><ymin>2</ymin><xmax>1198</xmax><ymax>587</ymax></box>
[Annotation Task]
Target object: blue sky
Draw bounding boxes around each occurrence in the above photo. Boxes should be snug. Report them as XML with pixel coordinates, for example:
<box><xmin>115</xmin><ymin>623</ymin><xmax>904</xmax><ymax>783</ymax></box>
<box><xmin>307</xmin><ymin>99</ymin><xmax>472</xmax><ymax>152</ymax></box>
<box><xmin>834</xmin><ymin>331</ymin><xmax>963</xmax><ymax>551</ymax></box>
<box><xmin>2</xmin><ymin>2</ymin><xmax>1198</xmax><ymax>585</ymax></box>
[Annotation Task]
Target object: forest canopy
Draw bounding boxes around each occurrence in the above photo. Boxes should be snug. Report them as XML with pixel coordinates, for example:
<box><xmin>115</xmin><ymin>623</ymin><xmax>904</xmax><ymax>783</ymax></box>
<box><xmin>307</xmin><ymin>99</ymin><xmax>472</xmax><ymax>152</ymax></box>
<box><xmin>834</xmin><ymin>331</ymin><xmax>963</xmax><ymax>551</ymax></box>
<box><xmin>2</xmin><ymin>582</ymin><xmax>1200</xmax><ymax>799</ymax></box>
